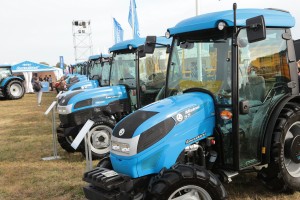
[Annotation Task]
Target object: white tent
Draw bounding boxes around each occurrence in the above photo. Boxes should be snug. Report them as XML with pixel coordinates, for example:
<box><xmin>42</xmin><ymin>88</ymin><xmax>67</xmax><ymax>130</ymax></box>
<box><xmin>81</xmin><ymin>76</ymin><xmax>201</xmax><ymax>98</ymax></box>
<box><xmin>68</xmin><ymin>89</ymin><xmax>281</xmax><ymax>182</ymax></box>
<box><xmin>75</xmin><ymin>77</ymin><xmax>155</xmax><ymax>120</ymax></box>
<box><xmin>12</xmin><ymin>61</ymin><xmax>63</xmax><ymax>93</ymax></box>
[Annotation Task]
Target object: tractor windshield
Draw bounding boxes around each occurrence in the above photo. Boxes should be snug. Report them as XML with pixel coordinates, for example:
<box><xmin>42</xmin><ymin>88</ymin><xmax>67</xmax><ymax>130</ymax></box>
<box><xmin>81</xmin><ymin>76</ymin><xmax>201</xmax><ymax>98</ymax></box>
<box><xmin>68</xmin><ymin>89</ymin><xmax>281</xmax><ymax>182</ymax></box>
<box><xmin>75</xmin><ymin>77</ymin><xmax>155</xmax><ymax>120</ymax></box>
<box><xmin>110</xmin><ymin>53</ymin><xmax>136</xmax><ymax>88</ymax></box>
<box><xmin>0</xmin><ymin>67</ymin><xmax>12</xmax><ymax>81</ymax></box>
<box><xmin>100</xmin><ymin>61</ymin><xmax>111</xmax><ymax>86</ymax></box>
<box><xmin>89</xmin><ymin>59</ymin><xmax>102</xmax><ymax>79</ymax></box>
<box><xmin>166</xmin><ymin>30</ymin><xmax>231</xmax><ymax>99</ymax></box>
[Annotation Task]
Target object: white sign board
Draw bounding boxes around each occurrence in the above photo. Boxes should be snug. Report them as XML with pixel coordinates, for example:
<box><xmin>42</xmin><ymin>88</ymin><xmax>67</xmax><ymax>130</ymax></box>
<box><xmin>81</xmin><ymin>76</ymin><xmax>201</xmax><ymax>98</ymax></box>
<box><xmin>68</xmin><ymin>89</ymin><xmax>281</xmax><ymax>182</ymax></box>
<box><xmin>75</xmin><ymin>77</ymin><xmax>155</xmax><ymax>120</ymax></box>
<box><xmin>44</xmin><ymin>101</ymin><xmax>57</xmax><ymax>115</ymax></box>
<box><xmin>71</xmin><ymin>119</ymin><xmax>95</xmax><ymax>150</ymax></box>
<box><xmin>56</xmin><ymin>91</ymin><xmax>63</xmax><ymax>98</ymax></box>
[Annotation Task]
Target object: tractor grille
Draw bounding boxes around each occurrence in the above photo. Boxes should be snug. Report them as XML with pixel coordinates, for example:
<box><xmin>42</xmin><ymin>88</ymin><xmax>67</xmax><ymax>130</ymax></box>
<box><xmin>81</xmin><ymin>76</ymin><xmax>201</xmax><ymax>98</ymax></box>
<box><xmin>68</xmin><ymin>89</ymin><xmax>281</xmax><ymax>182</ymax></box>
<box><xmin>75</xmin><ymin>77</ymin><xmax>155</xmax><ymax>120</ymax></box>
<box><xmin>59</xmin><ymin>108</ymin><xmax>93</xmax><ymax>127</ymax></box>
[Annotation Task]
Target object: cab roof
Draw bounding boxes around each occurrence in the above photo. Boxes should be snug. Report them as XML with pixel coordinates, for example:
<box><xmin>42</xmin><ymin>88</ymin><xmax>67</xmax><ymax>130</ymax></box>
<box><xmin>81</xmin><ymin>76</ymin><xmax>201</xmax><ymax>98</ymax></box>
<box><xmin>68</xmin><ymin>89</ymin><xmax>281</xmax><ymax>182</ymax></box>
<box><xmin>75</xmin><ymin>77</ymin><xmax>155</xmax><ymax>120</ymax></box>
<box><xmin>168</xmin><ymin>8</ymin><xmax>295</xmax><ymax>36</ymax></box>
<box><xmin>0</xmin><ymin>65</ymin><xmax>11</xmax><ymax>68</ymax></box>
<box><xmin>109</xmin><ymin>36</ymin><xmax>172</xmax><ymax>52</ymax></box>
<box><xmin>88</xmin><ymin>54</ymin><xmax>111</xmax><ymax>61</ymax></box>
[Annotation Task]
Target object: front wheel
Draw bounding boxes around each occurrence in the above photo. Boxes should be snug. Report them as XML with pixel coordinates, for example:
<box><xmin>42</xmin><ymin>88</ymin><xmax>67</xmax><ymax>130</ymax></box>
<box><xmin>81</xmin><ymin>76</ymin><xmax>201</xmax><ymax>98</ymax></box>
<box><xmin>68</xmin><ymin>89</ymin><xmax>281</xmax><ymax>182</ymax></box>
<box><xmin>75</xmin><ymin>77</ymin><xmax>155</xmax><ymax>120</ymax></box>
<box><xmin>85</xmin><ymin>118</ymin><xmax>114</xmax><ymax>159</ymax></box>
<box><xmin>5</xmin><ymin>80</ymin><xmax>25</xmax><ymax>100</ymax></box>
<box><xmin>258</xmin><ymin>102</ymin><xmax>300</xmax><ymax>192</ymax></box>
<box><xmin>148</xmin><ymin>164</ymin><xmax>227</xmax><ymax>200</ymax></box>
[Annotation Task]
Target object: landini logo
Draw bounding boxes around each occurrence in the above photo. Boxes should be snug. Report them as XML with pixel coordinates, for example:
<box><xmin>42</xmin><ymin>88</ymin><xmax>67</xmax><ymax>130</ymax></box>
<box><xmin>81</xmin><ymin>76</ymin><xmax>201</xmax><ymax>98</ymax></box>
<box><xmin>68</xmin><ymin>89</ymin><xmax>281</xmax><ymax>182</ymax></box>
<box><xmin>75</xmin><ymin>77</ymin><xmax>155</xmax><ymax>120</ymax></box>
<box><xmin>119</xmin><ymin>128</ymin><xmax>125</xmax><ymax>136</ymax></box>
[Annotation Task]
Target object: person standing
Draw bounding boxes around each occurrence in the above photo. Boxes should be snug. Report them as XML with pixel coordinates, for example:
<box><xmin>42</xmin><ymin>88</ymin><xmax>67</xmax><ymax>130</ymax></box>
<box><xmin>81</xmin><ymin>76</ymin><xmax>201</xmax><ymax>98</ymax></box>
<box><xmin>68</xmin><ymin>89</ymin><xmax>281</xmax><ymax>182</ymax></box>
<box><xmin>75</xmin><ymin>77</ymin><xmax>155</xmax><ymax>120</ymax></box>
<box><xmin>43</xmin><ymin>75</ymin><xmax>48</xmax><ymax>82</ymax></box>
<box><xmin>32</xmin><ymin>76</ymin><xmax>43</xmax><ymax>106</ymax></box>
<box><xmin>48</xmin><ymin>75</ymin><xmax>53</xmax><ymax>91</ymax></box>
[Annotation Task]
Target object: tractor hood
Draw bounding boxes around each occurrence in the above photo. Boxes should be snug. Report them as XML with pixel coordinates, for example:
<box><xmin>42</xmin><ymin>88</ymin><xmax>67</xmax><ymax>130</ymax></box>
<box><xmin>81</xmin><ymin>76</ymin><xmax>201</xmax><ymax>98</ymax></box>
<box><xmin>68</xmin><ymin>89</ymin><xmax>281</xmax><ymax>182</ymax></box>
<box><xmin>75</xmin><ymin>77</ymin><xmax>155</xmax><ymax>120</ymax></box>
<box><xmin>57</xmin><ymin>85</ymin><xmax>128</xmax><ymax>114</ymax></box>
<box><xmin>110</xmin><ymin>92</ymin><xmax>216</xmax><ymax>178</ymax></box>
<box><xmin>68</xmin><ymin>79</ymin><xmax>99</xmax><ymax>91</ymax></box>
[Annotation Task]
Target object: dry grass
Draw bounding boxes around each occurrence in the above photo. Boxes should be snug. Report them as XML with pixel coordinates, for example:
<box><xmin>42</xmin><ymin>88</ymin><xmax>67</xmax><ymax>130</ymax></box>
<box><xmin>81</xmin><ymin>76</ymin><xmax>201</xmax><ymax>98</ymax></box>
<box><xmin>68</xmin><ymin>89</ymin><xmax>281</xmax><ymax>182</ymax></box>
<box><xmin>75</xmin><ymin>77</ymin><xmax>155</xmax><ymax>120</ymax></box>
<box><xmin>0</xmin><ymin>93</ymin><xmax>299</xmax><ymax>199</ymax></box>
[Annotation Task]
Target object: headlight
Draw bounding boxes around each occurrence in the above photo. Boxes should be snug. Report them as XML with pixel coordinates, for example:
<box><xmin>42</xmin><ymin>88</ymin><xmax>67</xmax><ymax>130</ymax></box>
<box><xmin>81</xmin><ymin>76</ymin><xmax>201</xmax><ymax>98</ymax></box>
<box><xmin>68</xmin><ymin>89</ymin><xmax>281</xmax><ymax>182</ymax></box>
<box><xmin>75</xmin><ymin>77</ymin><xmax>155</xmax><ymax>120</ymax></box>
<box><xmin>218</xmin><ymin>21</ymin><xmax>226</xmax><ymax>30</ymax></box>
<box><xmin>111</xmin><ymin>141</ymin><xmax>130</xmax><ymax>154</ymax></box>
<box><xmin>128</xmin><ymin>45</ymin><xmax>133</xmax><ymax>50</ymax></box>
<box><xmin>57</xmin><ymin>107</ymin><xmax>67</xmax><ymax>114</ymax></box>
<box><xmin>165</xmin><ymin>31</ymin><xmax>171</xmax><ymax>39</ymax></box>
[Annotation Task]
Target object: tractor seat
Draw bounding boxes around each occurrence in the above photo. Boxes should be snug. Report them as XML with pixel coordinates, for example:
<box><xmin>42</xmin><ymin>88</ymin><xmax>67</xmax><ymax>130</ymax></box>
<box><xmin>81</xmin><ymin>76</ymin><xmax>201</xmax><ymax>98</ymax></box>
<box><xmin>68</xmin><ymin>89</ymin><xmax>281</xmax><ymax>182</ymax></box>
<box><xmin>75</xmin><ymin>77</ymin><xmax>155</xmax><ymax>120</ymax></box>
<box><xmin>245</xmin><ymin>76</ymin><xmax>266</xmax><ymax>103</ymax></box>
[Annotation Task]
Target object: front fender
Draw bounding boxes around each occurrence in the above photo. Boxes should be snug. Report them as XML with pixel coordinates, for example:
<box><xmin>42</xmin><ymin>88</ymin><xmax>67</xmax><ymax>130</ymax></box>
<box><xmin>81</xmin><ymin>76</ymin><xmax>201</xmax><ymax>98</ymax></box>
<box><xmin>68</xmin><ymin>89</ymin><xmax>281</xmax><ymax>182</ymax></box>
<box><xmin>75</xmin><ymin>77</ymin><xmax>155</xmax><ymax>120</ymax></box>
<box><xmin>0</xmin><ymin>77</ymin><xmax>23</xmax><ymax>87</ymax></box>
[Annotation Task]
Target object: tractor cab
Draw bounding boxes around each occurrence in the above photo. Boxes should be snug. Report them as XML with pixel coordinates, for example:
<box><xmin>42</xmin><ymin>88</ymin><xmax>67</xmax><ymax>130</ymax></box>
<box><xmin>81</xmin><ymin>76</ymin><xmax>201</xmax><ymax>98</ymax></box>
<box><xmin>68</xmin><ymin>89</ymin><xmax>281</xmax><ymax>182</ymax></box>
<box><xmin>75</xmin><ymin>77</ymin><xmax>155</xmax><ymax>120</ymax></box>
<box><xmin>163</xmin><ymin>8</ymin><xmax>298</xmax><ymax>170</ymax></box>
<box><xmin>0</xmin><ymin>65</ymin><xmax>13</xmax><ymax>82</ymax></box>
<box><xmin>109</xmin><ymin>38</ymin><xmax>170</xmax><ymax>109</ymax></box>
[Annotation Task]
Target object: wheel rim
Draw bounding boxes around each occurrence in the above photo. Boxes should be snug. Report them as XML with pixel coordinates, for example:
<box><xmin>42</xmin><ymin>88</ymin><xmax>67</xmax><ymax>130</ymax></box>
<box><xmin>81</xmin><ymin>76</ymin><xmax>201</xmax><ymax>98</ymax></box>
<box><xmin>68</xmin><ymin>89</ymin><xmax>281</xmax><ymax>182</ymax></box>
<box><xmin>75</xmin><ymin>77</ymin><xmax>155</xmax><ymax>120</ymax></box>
<box><xmin>284</xmin><ymin>121</ymin><xmax>300</xmax><ymax>178</ymax></box>
<box><xmin>10</xmin><ymin>83</ymin><xmax>23</xmax><ymax>97</ymax></box>
<box><xmin>168</xmin><ymin>185</ymin><xmax>212</xmax><ymax>200</ymax></box>
<box><xmin>87</xmin><ymin>125</ymin><xmax>112</xmax><ymax>156</ymax></box>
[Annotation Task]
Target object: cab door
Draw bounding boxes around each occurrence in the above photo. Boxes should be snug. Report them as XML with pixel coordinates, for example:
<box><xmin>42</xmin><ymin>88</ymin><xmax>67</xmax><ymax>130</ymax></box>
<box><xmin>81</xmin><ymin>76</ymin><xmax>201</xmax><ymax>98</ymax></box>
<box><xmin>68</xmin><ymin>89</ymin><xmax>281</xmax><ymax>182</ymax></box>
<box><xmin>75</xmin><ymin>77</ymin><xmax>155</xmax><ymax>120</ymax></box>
<box><xmin>237</xmin><ymin>28</ymin><xmax>291</xmax><ymax>168</ymax></box>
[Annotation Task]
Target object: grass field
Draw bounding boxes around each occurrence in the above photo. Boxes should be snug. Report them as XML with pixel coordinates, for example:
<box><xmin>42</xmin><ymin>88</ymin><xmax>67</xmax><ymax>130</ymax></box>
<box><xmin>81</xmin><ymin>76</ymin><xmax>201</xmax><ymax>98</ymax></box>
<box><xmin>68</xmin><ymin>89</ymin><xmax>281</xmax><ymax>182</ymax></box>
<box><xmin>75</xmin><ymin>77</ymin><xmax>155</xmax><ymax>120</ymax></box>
<box><xmin>0</xmin><ymin>93</ymin><xmax>299</xmax><ymax>200</ymax></box>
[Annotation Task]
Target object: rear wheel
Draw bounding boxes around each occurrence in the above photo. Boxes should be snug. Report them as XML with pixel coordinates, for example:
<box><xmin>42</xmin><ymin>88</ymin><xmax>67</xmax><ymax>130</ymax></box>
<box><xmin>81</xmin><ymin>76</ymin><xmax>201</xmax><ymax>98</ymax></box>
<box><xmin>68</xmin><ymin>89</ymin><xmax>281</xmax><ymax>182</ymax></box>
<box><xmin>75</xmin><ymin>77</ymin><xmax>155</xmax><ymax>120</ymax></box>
<box><xmin>258</xmin><ymin>102</ymin><xmax>300</xmax><ymax>192</ymax></box>
<box><xmin>5</xmin><ymin>80</ymin><xmax>25</xmax><ymax>100</ymax></box>
<box><xmin>148</xmin><ymin>164</ymin><xmax>227</xmax><ymax>200</ymax></box>
<box><xmin>57</xmin><ymin>135</ymin><xmax>83</xmax><ymax>153</ymax></box>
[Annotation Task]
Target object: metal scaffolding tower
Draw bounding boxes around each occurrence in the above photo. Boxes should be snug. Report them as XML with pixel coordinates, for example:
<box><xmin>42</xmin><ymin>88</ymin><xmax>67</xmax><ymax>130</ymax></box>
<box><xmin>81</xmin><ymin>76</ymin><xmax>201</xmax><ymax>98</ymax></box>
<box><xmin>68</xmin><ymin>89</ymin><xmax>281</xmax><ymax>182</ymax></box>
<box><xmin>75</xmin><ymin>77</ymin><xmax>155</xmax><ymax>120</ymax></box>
<box><xmin>72</xmin><ymin>20</ymin><xmax>93</xmax><ymax>63</ymax></box>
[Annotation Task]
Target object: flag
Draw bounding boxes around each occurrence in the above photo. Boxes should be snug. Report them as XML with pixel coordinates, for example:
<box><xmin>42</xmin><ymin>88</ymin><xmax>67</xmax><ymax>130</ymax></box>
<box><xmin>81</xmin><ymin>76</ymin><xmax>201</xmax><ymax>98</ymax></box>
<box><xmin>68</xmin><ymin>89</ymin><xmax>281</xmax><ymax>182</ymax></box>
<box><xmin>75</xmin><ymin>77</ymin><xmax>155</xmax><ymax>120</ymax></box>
<box><xmin>113</xmin><ymin>18</ymin><xmax>124</xmax><ymax>44</ymax></box>
<box><xmin>59</xmin><ymin>56</ymin><xmax>64</xmax><ymax>70</ymax></box>
<box><xmin>128</xmin><ymin>0</ymin><xmax>140</xmax><ymax>38</ymax></box>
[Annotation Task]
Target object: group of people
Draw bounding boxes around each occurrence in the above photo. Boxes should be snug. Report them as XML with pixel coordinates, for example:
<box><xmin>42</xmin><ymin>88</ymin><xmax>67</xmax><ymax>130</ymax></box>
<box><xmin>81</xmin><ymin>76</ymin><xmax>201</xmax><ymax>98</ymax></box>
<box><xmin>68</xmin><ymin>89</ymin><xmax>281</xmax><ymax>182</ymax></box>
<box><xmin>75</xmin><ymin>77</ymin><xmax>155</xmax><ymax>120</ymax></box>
<box><xmin>38</xmin><ymin>75</ymin><xmax>53</xmax><ymax>91</ymax></box>
<box><xmin>31</xmin><ymin>75</ymin><xmax>67</xmax><ymax>106</ymax></box>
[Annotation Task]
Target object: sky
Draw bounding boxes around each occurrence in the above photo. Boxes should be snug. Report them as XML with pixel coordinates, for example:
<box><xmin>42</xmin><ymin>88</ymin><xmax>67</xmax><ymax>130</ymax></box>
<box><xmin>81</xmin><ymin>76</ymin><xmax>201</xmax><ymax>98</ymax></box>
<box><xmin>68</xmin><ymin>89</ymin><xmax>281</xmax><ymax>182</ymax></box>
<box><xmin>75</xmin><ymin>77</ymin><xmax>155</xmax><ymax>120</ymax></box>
<box><xmin>0</xmin><ymin>0</ymin><xmax>299</xmax><ymax>66</ymax></box>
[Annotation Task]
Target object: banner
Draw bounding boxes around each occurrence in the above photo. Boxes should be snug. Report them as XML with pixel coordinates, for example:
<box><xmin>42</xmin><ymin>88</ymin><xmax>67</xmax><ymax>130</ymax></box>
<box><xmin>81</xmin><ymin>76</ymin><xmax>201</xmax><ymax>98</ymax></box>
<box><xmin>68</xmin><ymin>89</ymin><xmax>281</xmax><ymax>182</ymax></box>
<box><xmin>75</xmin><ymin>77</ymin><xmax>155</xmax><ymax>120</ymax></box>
<box><xmin>113</xmin><ymin>18</ymin><xmax>124</xmax><ymax>44</ymax></box>
<box><xmin>128</xmin><ymin>0</ymin><xmax>140</xmax><ymax>39</ymax></box>
<box><xmin>59</xmin><ymin>56</ymin><xmax>64</xmax><ymax>70</ymax></box>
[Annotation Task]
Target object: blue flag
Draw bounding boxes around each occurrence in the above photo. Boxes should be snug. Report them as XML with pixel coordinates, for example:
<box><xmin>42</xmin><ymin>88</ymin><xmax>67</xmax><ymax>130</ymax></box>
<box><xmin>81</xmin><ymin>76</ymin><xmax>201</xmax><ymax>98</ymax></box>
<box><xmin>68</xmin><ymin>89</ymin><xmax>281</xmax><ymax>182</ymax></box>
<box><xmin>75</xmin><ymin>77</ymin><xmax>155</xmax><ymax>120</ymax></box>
<box><xmin>128</xmin><ymin>0</ymin><xmax>140</xmax><ymax>38</ymax></box>
<box><xmin>59</xmin><ymin>56</ymin><xmax>64</xmax><ymax>70</ymax></box>
<box><xmin>113</xmin><ymin>18</ymin><xmax>124</xmax><ymax>44</ymax></box>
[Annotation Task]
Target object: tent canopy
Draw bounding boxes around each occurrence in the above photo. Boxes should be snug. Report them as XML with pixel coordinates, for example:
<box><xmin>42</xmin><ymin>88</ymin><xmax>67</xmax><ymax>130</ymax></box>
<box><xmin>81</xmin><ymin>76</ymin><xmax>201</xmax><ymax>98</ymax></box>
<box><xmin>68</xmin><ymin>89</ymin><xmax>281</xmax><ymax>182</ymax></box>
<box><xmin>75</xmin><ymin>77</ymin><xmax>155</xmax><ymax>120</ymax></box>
<box><xmin>11</xmin><ymin>61</ymin><xmax>63</xmax><ymax>93</ymax></box>
<box><xmin>12</xmin><ymin>61</ymin><xmax>59</xmax><ymax>73</ymax></box>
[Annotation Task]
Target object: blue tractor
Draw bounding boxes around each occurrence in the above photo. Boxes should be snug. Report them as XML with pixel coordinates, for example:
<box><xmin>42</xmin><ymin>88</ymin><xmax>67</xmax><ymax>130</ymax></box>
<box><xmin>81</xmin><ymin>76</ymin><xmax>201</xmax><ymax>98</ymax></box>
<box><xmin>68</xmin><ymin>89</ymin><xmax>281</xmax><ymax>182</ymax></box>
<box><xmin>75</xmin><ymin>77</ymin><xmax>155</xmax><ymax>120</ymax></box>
<box><xmin>0</xmin><ymin>65</ymin><xmax>25</xmax><ymax>100</ymax></box>
<box><xmin>56</xmin><ymin>37</ymin><xmax>171</xmax><ymax>157</ymax></box>
<box><xmin>83</xmin><ymin>5</ymin><xmax>300</xmax><ymax>200</ymax></box>
<box><xmin>67</xmin><ymin>54</ymin><xmax>111</xmax><ymax>91</ymax></box>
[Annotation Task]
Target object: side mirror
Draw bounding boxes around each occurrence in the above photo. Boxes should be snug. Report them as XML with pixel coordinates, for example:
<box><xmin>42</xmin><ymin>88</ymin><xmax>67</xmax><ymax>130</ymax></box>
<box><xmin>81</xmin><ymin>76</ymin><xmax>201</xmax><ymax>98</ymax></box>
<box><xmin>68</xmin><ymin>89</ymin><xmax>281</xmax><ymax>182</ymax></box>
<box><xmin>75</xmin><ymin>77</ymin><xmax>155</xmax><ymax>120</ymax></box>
<box><xmin>246</xmin><ymin>15</ymin><xmax>266</xmax><ymax>43</ymax></box>
<box><xmin>180</xmin><ymin>42</ymin><xmax>194</xmax><ymax>49</ymax></box>
<box><xmin>137</xmin><ymin>45</ymin><xmax>146</xmax><ymax>58</ymax></box>
<box><xmin>144</xmin><ymin>36</ymin><xmax>156</xmax><ymax>54</ymax></box>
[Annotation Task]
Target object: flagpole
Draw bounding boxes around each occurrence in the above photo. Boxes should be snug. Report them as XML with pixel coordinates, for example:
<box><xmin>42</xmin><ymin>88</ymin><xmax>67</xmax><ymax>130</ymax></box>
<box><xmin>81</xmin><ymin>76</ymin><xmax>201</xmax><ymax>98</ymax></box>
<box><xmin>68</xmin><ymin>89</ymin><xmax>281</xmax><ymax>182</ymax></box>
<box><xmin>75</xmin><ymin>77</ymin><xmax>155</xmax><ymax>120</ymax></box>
<box><xmin>196</xmin><ymin>0</ymin><xmax>199</xmax><ymax>15</ymax></box>
<box><xmin>195</xmin><ymin>0</ymin><xmax>202</xmax><ymax>81</ymax></box>
<box><xmin>112</xmin><ymin>17</ymin><xmax>114</xmax><ymax>45</ymax></box>
<box><xmin>131</xmin><ymin>0</ymin><xmax>134</xmax><ymax>38</ymax></box>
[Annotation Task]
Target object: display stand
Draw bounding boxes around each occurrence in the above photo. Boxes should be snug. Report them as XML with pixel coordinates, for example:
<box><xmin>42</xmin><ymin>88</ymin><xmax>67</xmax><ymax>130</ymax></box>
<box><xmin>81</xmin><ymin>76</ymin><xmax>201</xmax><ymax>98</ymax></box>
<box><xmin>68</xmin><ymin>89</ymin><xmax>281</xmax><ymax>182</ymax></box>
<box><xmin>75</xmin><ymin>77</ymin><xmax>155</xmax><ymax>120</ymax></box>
<box><xmin>42</xmin><ymin>101</ymin><xmax>61</xmax><ymax>161</ymax></box>
<box><xmin>71</xmin><ymin>119</ymin><xmax>95</xmax><ymax>171</ymax></box>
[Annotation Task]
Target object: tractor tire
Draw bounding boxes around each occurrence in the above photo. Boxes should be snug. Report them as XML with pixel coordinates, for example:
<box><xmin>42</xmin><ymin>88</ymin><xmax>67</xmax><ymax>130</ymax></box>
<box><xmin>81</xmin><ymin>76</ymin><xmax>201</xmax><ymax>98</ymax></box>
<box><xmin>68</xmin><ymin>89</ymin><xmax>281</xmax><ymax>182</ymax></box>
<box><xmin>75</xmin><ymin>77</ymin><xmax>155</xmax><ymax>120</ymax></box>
<box><xmin>147</xmin><ymin>164</ymin><xmax>227</xmax><ymax>200</ymax></box>
<box><xmin>258</xmin><ymin>102</ymin><xmax>300</xmax><ymax>193</ymax></box>
<box><xmin>57</xmin><ymin>135</ymin><xmax>83</xmax><ymax>153</ymax></box>
<box><xmin>5</xmin><ymin>80</ymin><xmax>25</xmax><ymax>100</ymax></box>
<box><xmin>81</xmin><ymin>117</ymin><xmax>115</xmax><ymax>159</ymax></box>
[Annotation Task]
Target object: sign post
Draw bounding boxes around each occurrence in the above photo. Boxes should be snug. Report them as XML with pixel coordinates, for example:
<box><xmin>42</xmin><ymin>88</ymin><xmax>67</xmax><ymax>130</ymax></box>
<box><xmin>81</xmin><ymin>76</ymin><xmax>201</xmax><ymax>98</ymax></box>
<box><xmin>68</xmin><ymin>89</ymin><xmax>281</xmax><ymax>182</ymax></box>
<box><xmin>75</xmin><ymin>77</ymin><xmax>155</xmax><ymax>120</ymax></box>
<box><xmin>71</xmin><ymin>119</ymin><xmax>95</xmax><ymax>171</ymax></box>
<box><xmin>42</xmin><ymin>101</ymin><xmax>61</xmax><ymax>161</ymax></box>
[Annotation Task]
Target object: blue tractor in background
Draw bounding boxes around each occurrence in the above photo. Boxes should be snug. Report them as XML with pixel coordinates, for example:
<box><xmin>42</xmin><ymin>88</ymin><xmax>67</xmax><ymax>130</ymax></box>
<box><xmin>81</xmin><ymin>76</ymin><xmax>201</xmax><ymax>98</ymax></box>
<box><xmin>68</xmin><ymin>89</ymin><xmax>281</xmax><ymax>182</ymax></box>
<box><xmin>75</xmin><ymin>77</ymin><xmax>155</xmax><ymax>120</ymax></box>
<box><xmin>67</xmin><ymin>54</ymin><xmax>111</xmax><ymax>91</ymax></box>
<box><xmin>57</xmin><ymin>37</ymin><xmax>171</xmax><ymax>158</ymax></box>
<box><xmin>0</xmin><ymin>65</ymin><xmax>25</xmax><ymax>100</ymax></box>
<box><xmin>83</xmin><ymin>5</ymin><xmax>300</xmax><ymax>200</ymax></box>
